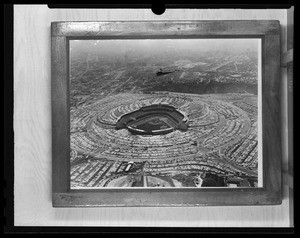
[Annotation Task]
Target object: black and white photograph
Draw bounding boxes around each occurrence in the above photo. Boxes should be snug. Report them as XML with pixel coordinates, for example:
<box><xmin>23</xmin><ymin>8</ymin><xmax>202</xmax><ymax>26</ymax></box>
<box><xmin>8</xmin><ymin>3</ymin><xmax>292</xmax><ymax>228</ymax></box>
<box><xmin>69</xmin><ymin>38</ymin><xmax>262</xmax><ymax>189</ymax></box>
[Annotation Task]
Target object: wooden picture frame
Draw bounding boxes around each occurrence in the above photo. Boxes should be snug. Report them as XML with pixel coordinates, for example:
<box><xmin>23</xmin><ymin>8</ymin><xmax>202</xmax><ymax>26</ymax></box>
<box><xmin>52</xmin><ymin>21</ymin><xmax>281</xmax><ymax>207</ymax></box>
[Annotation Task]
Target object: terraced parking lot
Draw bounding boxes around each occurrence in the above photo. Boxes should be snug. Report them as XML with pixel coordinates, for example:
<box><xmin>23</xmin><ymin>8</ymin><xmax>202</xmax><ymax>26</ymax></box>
<box><xmin>70</xmin><ymin>92</ymin><xmax>258</xmax><ymax>188</ymax></box>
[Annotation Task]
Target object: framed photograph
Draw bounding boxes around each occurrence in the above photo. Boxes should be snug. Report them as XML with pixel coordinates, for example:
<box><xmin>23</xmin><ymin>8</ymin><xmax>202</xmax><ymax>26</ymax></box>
<box><xmin>52</xmin><ymin>21</ymin><xmax>282</xmax><ymax>206</ymax></box>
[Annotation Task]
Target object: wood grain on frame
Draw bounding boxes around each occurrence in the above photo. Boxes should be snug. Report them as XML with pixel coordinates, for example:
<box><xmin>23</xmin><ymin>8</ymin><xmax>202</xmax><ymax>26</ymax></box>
<box><xmin>51</xmin><ymin>36</ymin><xmax>70</xmax><ymax>193</ymax></box>
<box><xmin>51</xmin><ymin>20</ymin><xmax>281</xmax><ymax>206</ymax></box>
<box><xmin>51</xmin><ymin>21</ymin><xmax>280</xmax><ymax>37</ymax></box>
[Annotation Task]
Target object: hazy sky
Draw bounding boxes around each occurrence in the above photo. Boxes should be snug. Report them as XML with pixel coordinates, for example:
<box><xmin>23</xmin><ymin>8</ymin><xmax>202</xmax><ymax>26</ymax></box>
<box><xmin>70</xmin><ymin>38</ymin><xmax>260</xmax><ymax>55</ymax></box>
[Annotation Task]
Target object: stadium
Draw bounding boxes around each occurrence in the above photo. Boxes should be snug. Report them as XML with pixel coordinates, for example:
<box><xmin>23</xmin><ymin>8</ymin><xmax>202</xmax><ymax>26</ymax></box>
<box><xmin>115</xmin><ymin>104</ymin><xmax>189</xmax><ymax>135</ymax></box>
<box><xmin>70</xmin><ymin>91</ymin><xmax>258</xmax><ymax>188</ymax></box>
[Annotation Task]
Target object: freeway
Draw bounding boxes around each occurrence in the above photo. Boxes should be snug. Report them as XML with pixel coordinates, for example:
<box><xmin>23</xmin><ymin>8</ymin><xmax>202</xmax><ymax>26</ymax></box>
<box><xmin>218</xmin><ymin>154</ymin><xmax>257</xmax><ymax>177</ymax></box>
